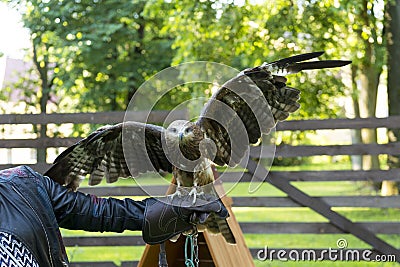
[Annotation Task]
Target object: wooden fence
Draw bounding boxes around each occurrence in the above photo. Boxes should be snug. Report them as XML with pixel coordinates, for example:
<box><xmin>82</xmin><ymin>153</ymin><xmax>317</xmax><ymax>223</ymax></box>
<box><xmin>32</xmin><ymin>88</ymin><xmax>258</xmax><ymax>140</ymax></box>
<box><xmin>1</xmin><ymin>111</ymin><xmax>400</xmax><ymax>266</ymax></box>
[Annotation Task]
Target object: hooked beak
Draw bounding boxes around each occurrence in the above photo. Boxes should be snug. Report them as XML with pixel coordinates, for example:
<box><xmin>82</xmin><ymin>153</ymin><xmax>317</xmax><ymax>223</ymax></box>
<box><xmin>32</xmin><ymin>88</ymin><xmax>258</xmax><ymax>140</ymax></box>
<box><xmin>179</xmin><ymin>132</ymin><xmax>184</xmax><ymax>141</ymax></box>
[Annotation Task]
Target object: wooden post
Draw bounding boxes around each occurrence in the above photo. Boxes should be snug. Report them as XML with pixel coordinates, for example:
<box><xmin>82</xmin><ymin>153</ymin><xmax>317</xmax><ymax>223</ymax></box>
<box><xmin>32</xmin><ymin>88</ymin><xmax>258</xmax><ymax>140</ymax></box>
<box><xmin>138</xmin><ymin>173</ymin><xmax>254</xmax><ymax>267</ymax></box>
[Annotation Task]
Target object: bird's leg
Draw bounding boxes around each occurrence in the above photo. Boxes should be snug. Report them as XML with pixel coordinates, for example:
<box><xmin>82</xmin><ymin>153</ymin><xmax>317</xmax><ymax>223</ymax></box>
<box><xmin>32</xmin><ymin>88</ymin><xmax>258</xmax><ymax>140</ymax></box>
<box><xmin>168</xmin><ymin>180</ymin><xmax>183</xmax><ymax>200</ymax></box>
<box><xmin>188</xmin><ymin>181</ymin><xmax>204</xmax><ymax>204</ymax></box>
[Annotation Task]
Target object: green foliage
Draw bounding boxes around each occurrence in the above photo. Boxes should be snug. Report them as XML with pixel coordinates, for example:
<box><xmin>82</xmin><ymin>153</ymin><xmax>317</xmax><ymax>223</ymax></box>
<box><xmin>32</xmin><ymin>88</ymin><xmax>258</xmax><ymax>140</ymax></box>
<box><xmin>5</xmin><ymin>0</ymin><xmax>175</xmax><ymax>112</ymax></box>
<box><xmin>3</xmin><ymin>0</ymin><xmax>363</xmax><ymax>124</ymax></box>
<box><xmin>148</xmin><ymin>0</ymin><xmax>350</xmax><ymax>119</ymax></box>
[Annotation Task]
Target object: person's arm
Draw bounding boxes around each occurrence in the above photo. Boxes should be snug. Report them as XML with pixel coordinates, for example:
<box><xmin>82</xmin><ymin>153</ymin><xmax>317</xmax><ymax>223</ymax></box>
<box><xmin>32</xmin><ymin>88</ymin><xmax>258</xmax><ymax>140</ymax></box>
<box><xmin>42</xmin><ymin>174</ymin><xmax>144</xmax><ymax>232</ymax></box>
<box><xmin>41</xmin><ymin>174</ymin><xmax>229</xmax><ymax>244</ymax></box>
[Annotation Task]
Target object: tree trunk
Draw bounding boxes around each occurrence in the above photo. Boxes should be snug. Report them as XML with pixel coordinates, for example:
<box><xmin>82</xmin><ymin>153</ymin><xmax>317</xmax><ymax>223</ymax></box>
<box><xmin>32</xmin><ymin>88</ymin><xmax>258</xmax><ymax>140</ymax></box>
<box><xmin>32</xmin><ymin>41</ymin><xmax>50</xmax><ymax>164</ymax></box>
<box><xmin>350</xmin><ymin>65</ymin><xmax>362</xmax><ymax>170</ymax></box>
<box><xmin>384</xmin><ymin>0</ymin><xmax>400</xmax><ymax>196</ymax></box>
<box><xmin>37</xmin><ymin>87</ymin><xmax>49</xmax><ymax>163</ymax></box>
<box><xmin>358</xmin><ymin>69</ymin><xmax>381</xmax><ymax>171</ymax></box>
<box><xmin>354</xmin><ymin>0</ymin><xmax>385</xmax><ymax>176</ymax></box>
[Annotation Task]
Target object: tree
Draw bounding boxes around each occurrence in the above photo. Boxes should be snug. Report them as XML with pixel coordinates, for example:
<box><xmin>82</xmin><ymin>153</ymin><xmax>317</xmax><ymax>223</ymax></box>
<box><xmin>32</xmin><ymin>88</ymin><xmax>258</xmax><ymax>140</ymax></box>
<box><xmin>308</xmin><ymin>0</ymin><xmax>386</xmax><ymax>192</ymax></box>
<box><xmin>1</xmin><ymin>1</ymin><xmax>64</xmax><ymax>162</ymax></box>
<box><xmin>151</xmin><ymin>0</ymin><xmax>349</xmax><ymax>119</ymax></box>
<box><xmin>352</xmin><ymin>0</ymin><xmax>385</xmax><ymax>172</ymax></box>
<box><xmin>3</xmin><ymin>0</ymin><xmax>176</xmax><ymax>160</ymax></box>
<box><xmin>5</xmin><ymin>0</ymin><xmax>351</xmax><ymax>118</ymax></box>
<box><xmin>4</xmin><ymin>0</ymin><xmax>176</xmax><ymax>111</ymax></box>
<box><xmin>291</xmin><ymin>0</ymin><xmax>385</xmax><ymax>172</ymax></box>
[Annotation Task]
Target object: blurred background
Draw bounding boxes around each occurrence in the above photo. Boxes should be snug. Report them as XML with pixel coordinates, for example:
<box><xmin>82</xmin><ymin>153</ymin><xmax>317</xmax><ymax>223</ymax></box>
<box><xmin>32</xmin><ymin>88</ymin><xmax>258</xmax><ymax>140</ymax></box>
<box><xmin>0</xmin><ymin>1</ymin><xmax>399</xmax><ymax>265</ymax></box>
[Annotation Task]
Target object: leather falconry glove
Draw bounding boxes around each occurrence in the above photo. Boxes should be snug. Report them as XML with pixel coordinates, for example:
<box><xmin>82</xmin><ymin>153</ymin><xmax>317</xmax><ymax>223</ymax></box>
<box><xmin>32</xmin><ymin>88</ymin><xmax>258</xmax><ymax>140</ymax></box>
<box><xmin>142</xmin><ymin>194</ymin><xmax>229</xmax><ymax>244</ymax></box>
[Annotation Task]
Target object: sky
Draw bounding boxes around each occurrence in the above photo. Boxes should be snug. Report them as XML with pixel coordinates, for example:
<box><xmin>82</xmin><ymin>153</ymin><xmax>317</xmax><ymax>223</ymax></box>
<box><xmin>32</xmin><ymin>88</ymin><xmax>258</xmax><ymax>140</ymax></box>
<box><xmin>0</xmin><ymin>2</ymin><xmax>30</xmax><ymax>59</ymax></box>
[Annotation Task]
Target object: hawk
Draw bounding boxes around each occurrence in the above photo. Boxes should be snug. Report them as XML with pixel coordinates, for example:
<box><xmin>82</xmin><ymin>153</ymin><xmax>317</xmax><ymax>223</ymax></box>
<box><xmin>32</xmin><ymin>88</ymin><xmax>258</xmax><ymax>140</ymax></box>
<box><xmin>45</xmin><ymin>52</ymin><xmax>350</xmax><ymax>244</ymax></box>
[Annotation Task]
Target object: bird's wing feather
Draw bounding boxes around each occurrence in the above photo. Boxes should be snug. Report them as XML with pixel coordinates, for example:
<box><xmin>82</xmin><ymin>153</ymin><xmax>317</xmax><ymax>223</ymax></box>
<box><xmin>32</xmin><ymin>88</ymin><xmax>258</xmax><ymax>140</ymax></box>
<box><xmin>197</xmin><ymin>52</ymin><xmax>350</xmax><ymax>166</ymax></box>
<box><xmin>266</xmin><ymin>51</ymin><xmax>325</xmax><ymax>68</ymax></box>
<box><xmin>44</xmin><ymin>121</ymin><xmax>172</xmax><ymax>191</ymax></box>
<box><xmin>261</xmin><ymin>51</ymin><xmax>352</xmax><ymax>74</ymax></box>
<box><xmin>197</xmin><ymin>75</ymin><xmax>272</xmax><ymax>166</ymax></box>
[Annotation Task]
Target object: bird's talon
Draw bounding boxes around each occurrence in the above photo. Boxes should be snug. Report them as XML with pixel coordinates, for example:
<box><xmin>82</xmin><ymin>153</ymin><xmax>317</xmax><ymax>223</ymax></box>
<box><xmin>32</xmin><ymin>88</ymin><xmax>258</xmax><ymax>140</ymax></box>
<box><xmin>188</xmin><ymin>187</ymin><xmax>205</xmax><ymax>204</ymax></box>
<box><xmin>169</xmin><ymin>189</ymin><xmax>182</xmax><ymax>200</ymax></box>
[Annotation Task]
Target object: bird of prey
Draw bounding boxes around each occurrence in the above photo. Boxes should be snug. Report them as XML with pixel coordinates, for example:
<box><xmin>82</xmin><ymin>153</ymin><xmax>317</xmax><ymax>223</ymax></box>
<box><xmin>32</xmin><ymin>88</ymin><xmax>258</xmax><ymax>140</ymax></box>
<box><xmin>45</xmin><ymin>51</ymin><xmax>351</xmax><ymax>244</ymax></box>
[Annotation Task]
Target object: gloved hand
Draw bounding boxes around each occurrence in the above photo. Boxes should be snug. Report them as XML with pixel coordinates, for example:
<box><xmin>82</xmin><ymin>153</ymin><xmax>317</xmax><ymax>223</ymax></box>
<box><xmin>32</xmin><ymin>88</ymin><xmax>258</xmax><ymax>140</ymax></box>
<box><xmin>142</xmin><ymin>194</ymin><xmax>229</xmax><ymax>244</ymax></box>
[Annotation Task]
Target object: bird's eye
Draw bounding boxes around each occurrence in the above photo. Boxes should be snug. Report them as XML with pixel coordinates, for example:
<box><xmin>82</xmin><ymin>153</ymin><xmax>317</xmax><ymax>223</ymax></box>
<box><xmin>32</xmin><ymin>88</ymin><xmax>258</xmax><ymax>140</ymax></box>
<box><xmin>185</xmin><ymin>128</ymin><xmax>192</xmax><ymax>134</ymax></box>
<box><xmin>170</xmin><ymin>128</ymin><xmax>177</xmax><ymax>133</ymax></box>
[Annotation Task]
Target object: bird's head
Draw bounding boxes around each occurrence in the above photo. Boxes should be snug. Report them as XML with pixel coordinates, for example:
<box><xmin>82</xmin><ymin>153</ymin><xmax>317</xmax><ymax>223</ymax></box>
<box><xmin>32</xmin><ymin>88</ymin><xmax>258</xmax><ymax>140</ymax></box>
<box><xmin>167</xmin><ymin>120</ymin><xmax>200</xmax><ymax>144</ymax></box>
<box><xmin>165</xmin><ymin>120</ymin><xmax>204</xmax><ymax>162</ymax></box>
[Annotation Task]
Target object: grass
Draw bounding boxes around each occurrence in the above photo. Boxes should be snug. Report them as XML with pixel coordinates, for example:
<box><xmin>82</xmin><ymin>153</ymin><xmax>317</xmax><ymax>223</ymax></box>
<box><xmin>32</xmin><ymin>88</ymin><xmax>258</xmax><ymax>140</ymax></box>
<box><xmin>66</xmin><ymin>246</ymin><xmax>145</xmax><ymax>264</ymax></box>
<box><xmin>61</xmin><ymin>162</ymin><xmax>400</xmax><ymax>266</ymax></box>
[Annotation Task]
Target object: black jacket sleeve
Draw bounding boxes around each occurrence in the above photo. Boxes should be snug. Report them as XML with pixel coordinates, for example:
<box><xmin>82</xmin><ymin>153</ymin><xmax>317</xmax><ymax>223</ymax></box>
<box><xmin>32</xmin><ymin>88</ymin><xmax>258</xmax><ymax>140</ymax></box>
<box><xmin>42</xmin><ymin>175</ymin><xmax>145</xmax><ymax>232</ymax></box>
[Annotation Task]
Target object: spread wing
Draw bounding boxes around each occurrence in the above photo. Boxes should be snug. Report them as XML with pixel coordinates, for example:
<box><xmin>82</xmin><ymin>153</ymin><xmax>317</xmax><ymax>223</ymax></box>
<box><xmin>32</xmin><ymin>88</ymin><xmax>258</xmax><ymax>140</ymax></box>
<box><xmin>44</xmin><ymin>122</ymin><xmax>172</xmax><ymax>191</ymax></box>
<box><xmin>197</xmin><ymin>51</ymin><xmax>351</xmax><ymax>166</ymax></box>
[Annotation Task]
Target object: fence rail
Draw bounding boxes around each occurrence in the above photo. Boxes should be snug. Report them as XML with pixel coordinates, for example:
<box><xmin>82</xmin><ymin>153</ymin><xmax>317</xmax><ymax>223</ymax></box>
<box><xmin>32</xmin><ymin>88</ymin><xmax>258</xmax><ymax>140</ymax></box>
<box><xmin>1</xmin><ymin>112</ymin><xmax>400</xmax><ymax>265</ymax></box>
<box><xmin>2</xmin><ymin>111</ymin><xmax>398</xmax><ymax>128</ymax></box>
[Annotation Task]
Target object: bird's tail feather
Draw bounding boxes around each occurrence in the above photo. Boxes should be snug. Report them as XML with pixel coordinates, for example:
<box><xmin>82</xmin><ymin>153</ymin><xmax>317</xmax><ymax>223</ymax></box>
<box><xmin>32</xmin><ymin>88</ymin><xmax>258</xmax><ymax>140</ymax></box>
<box><xmin>201</xmin><ymin>184</ymin><xmax>236</xmax><ymax>244</ymax></box>
<box><xmin>204</xmin><ymin>213</ymin><xmax>236</xmax><ymax>244</ymax></box>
